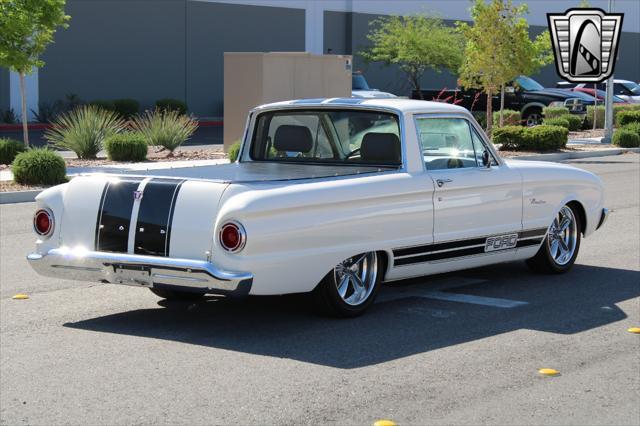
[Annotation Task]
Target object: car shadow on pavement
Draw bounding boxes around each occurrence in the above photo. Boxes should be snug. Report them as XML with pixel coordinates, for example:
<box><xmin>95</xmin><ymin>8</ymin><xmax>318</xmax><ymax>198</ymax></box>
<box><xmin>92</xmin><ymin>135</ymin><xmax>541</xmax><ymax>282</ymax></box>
<box><xmin>64</xmin><ymin>262</ymin><xmax>639</xmax><ymax>369</ymax></box>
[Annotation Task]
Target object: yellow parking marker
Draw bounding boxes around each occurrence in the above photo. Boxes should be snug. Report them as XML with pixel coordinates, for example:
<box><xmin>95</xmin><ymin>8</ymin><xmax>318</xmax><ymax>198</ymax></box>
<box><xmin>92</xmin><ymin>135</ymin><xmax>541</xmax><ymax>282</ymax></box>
<box><xmin>628</xmin><ymin>327</ymin><xmax>640</xmax><ymax>334</ymax></box>
<box><xmin>374</xmin><ymin>420</ymin><xmax>397</xmax><ymax>426</ymax></box>
<box><xmin>12</xmin><ymin>294</ymin><xmax>29</xmax><ymax>300</ymax></box>
<box><xmin>539</xmin><ymin>368</ymin><xmax>560</xmax><ymax>376</ymax></box>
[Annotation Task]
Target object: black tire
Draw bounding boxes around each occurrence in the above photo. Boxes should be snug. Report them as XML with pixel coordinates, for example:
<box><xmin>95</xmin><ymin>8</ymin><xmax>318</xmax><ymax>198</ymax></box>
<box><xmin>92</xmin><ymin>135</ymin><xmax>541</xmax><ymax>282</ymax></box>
<box><xmin>527</xmin><ymin>204</ymin><xmax>582</xmax><ymax>274</ymax></box>
<box><xmin>523</xmin><ymin>107</ymin><xmax>543</xmax><ymax>126</ymax></box>
<box><xmin>150</xmin><ymin>287</ymin><xmax>206</xmax><ymax>301</ymax></box>
<box><xmin>312</xmin><ymin>252</ymin><xmax>384</xmax><ymax>318</ymax></box>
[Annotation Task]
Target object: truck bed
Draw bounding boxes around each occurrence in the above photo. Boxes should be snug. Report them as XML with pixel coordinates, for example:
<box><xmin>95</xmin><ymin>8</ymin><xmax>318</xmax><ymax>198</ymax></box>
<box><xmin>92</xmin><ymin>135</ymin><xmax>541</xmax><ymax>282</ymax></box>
<box><xmin>127</xmin><ymin>161</ymin><xmax>396</xmax><ymax>183</ymax></box>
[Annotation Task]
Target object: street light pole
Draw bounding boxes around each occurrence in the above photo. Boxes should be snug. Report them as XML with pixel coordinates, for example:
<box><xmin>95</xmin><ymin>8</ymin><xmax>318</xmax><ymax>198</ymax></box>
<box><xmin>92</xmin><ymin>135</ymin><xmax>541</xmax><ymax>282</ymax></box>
<box><xmin>603</xmin><ymin>0</ymin><xmax>615</xmax><ymax>143</ymax></box>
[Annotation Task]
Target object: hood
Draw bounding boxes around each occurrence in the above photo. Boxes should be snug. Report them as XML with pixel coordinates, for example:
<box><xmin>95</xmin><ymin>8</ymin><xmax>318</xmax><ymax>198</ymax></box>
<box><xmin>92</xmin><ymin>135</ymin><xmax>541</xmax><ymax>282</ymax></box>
<box><xmin>526</xmin><ymin>88</ymin><xmax>596</xmax><ymax>103</ymax></box>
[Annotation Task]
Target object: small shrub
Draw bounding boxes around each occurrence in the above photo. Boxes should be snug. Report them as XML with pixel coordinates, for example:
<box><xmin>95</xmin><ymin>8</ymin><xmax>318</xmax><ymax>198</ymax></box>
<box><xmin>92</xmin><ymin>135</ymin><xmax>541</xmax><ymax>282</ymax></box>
<box><xmin>527</xmin><ymin>125</ymin><xmax>568</xmax><ymax>150</ymax></box>
<box><xmin>621</xmin><ymin>122</ymin><xmax>640</xmax><ymax>138</ymax></box>
<box><xmin>493</xmin><ymin>125</ymin><xmax>567</xmax><ymax>151</ymax></box>
<box><xmin>492</xmin><ymin>126</ymin><xmax>526</xmax><ymax>150</ymax></box>
<box><xmin>543</xmin><ymin>106</ymin><xmax>570</xmax><ymax>119</ymax></box>
<box><xmin>0</xmin><ymin>138</ymin><xmax>26</xmax><ymax>164</ymax></box>
<box><xmin>493</xmin><ymin>109</ymin><xmax>521</xmax><ymax>127</ymax></box>
<box><xmin>616</xmin><ymin>110</ymin><xmax>640</xmax><ymax>127</ymax></box>
<box><xmin>543</xmin><ymin>117</ymin><xmax>570</xmax><ymax>129</ymax></box>
<box><xmin>44</xmin><ymin>105</ymin><xmax>126</xmax><ymax>159</ymax></box>
<box><xmin>112</xmin><ymin>99</ymin><xmax>140</xmax><ymax>119</ymax></box>
<box><xmin>132</xmin><ymin>109</ymin><xmax>197</xmax><ymax>154</ymax></box>
<box><xmin>472</xmin><ymin>111</ymin><xmax>487</xmax><ymax>130</ymax></box>
<box><xmin>12</xmin><ymin>148</ymin><xmax>66</xmax><ymax>185</ymax></box>
<box><xmin>155</xmin><ymin>98</ymin><xmax>188</xmax><ymax>115</ymax></box>
<box><xmin>612</xmin><ymin>129</ymin><xmax>640</xmax><ymax>148</ymax></box>
<box><xmin>563</xmin><ymin>114</ymin><xmax>583</xmax><ymax>131</ymax></box>
<box><xmin>104</xmin><ymin>132</ymin><xmax>148</xmax><ymax>161</ymax></box>
<box><xmin>586</xmin><ymin>105</ymin><xmax>605</xmax><ymax>129</ymax></box>
<box><xmin>228</xmin><ymin>141</ymin><xmax>241</xmax><ymax>162</ymax></box>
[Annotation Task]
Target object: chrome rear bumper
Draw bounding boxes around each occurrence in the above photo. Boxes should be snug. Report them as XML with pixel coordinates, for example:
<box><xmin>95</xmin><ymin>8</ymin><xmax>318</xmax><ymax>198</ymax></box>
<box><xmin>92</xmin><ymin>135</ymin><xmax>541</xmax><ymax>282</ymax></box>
<box><xmin>27</xmin><ymin>248</ymin><xmax>253</xmax><ymax>296</ymax></box>
<box><xmin>596</xmin><ymin>208</ymin><xmax>610</xmax><ymax>230</ymax></box>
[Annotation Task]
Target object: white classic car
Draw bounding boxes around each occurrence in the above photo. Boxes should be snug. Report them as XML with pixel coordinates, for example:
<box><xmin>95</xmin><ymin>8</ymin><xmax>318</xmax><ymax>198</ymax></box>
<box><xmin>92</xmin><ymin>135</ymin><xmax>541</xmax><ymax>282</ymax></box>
<box><xmin>28</xmin><ymin>98</ymin><xmax>609</xmax><ymax>317</ymax></box>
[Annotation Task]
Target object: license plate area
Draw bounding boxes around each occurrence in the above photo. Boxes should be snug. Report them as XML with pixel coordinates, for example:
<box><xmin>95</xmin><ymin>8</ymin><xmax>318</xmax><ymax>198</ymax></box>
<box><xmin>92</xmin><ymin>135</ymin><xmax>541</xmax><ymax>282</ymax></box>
<box><xmin>111</xmin><ymin>264</ymin><xmax>153</xmax><ymax>287</ymax></box>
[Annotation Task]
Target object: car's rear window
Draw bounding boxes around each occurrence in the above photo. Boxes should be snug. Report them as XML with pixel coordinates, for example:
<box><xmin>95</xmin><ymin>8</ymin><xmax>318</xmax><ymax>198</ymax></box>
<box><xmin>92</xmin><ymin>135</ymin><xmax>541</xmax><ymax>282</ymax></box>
<box><xmin>249</xmin><ymin>109</ymin><xmax>402</xmax><ymax>167</ymax></box>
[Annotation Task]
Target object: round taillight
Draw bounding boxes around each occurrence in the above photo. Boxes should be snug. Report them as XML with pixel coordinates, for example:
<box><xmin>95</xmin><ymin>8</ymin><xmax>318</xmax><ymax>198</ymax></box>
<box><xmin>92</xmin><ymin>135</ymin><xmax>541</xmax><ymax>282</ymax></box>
<box><xmin>34</xmin><ymin>209</ymin><xmax>54</xmax><ymax>237</ymax></box>
<box><xmin>219</xmin><ymin>221</ymin><xmax>246</xmax><ymax>252</ymax></box>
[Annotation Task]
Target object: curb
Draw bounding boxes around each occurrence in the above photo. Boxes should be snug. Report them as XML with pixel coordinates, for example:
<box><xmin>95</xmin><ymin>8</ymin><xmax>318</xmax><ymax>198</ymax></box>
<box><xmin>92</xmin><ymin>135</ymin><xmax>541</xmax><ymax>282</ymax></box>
<box><xmin>0</xmin><ymin>190</ymin><xmax>42</xmax><ymax>204</ymax></box>
<box><xmin>513</xmin><ymin>148</ymin><xmax>640</xmax><ymax>162</ymax></box>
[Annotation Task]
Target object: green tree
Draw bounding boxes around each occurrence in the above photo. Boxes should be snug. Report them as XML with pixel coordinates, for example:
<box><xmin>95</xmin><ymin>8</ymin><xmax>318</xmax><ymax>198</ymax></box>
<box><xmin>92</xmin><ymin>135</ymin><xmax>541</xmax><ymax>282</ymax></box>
<box><xmin>0</xmin><ymin>0</ymin><xmax>70</xmax><ymax>146</ymax></box>
<box><xmin>458</xmin><ymin>0</ymin><xmax>552</xmax><ymax>131</ymax></box>
<box><xmin>360</xmin><ymin>15</ymin><xmax>464</xmax><ymax>98</ymax></box>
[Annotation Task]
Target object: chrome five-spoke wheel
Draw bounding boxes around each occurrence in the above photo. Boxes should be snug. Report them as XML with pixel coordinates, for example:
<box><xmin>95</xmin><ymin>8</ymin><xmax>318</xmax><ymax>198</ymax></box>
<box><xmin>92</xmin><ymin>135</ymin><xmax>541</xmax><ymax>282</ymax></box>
<box><xmin>334</xmin><ymin>252</ymin><xmax>378</xmax><ymax>306</ymax></box>
<box><xmin>548</xmin><ymin>206</ymin><xmax>578</xmax><ymax>266</ymax></box>
<box><xmin>313</xmin><ymin>251</ymin><xmax>383</xmax><ymax>317</ymax></box>
<box><xmin>527</xmin><ymin>203</ymin><xmax>582</xmax><ymax>274</ymax></box>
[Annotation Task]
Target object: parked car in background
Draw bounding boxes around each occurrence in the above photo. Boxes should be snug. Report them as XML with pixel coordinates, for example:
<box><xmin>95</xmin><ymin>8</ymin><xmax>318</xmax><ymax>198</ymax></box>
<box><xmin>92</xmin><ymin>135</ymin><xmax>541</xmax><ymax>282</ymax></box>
<box><xmin>352</xmin><ymin>72</ymin><xmax>397</xmax><ymax>99</ymax></box>
<box><xmin>569</xmin><ymin>87</ymin><xmax>628</xmax><ymax>103</ymax></box>
<box><xmin>27</xmin><ymin>98</ymin><xmax>608</xmax><ymax>317</ymax></box>
<box><xmin>414</xmin><ymin>76</ymin><xmax>596</xmax><ymax>126</ymax></box>
<box><xmin>572</xmin><ymin>80</ymin><xmax>640</xmax><ymax>104</ymax></box>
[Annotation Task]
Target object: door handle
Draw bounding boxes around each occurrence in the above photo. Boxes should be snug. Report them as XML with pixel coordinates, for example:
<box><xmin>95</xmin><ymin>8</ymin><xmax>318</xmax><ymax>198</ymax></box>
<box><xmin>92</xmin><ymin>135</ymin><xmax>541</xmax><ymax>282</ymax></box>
<box><xmin>436</xmin><ymin>178</ymin><xmax>453</xmax><ymax>187</ymax></box>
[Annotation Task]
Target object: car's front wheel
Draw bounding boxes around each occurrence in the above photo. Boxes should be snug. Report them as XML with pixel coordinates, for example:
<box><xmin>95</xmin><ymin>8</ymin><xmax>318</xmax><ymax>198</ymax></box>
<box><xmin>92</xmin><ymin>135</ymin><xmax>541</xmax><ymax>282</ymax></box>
<box><xmin>527</xmin><ymin>204</ymin><xmax>582</xmax><ymax>273</ymax></box>
<box><xmin>312</xmin><ymin>251</ymin><xmax>383</xmax><ymax>317</ymax></box>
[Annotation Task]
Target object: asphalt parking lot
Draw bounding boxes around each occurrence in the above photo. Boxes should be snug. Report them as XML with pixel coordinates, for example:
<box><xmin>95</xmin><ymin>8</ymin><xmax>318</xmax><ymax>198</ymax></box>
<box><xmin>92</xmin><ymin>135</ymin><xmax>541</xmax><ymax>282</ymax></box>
<box><xmin>1</xmin><ymin>153</ymin><xmax>639</xmax><ymax>425</ymax></box>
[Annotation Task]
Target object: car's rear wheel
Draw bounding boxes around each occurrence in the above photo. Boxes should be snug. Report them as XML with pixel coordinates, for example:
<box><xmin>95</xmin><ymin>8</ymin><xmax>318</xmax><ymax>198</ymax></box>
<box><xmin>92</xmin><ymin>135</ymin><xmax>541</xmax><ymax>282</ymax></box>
<box><xmin>312</xmin><ymin>251</ymin><xmax>383</xmax><ymax>317</ymax></box>
<box><xmin>150</xmin><ymin>287</ymin><xmax>206</xmax><ymax>301</ymax></box>
<box><xmin>523</xmin><ymin>107</ymin><xmax>543</xmax><ymax>126</ymax></box>
<box><xmin>527</xmin><ymin>204</ymin><xmax>581</xmax><ymax>273</ymax></box>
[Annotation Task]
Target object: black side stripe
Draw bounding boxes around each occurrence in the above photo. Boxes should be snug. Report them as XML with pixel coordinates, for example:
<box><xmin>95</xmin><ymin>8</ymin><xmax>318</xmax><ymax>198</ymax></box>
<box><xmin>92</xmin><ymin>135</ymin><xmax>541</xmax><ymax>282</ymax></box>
<box><xmin>95</xmin><ymin>178</ymin><xmax>144</xmax><ymax>253</ymax></box>
<box><xmin>392</xmin><ymin>228</ymin><xmax>547</xmax><ymax>267</ymax></box>
<box><xmin>134</xmin><ymin>179</ymin><xmax>185</xmax><ymax>257</ymax></box>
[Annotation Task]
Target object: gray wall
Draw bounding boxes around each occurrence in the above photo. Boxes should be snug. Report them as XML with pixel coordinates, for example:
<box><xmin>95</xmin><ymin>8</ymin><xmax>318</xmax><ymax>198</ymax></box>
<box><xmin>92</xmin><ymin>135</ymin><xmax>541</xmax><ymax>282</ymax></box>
<box><xmin>0</xmin><ymin>67</ymin><xmax>9</xmax><ymax>112</ymax></box>
<box><xmin>185</xmin><ymin>1</ymin><xmax>304</xmax><ymax>116</ymax></box>
<box><xmin>39</xmin><ymin>0</ymin><xmax>304</xmax><ymax>117</ymax></box>
<box><xmin>325</xmin><ymin>11</ymin><xmax>640</xmax><ymax>97</ymax></box>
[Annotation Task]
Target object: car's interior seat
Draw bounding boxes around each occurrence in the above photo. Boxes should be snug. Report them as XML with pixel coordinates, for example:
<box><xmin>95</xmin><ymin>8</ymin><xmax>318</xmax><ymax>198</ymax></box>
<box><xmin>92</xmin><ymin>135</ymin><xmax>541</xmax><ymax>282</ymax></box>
<box><xmin>273</xmin><ymin>125</ymin><xmax>313</xmax><ymax>154</ymax></box>
<box><xmin>360</xmin><ymin>133</ymin><xmax>401</xmax><ymax>164</ymax></box>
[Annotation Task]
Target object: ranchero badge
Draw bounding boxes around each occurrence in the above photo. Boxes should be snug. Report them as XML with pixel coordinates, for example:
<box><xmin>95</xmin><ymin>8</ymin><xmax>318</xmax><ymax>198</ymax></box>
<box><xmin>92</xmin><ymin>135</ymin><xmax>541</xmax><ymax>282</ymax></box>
<box><xmin>485</xmin><ymin>234</ymin><xmax>518</xmax><ymax>252</ymax></box>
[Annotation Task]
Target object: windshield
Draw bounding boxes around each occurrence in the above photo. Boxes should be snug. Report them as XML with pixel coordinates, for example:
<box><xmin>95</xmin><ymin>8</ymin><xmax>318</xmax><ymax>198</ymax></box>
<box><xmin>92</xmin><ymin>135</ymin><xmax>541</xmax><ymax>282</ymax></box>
<box><xmin>250</xmin><ymin>109</ymin><xmax>401</xmax><ymax>167</ymax></box>
<box><xmin>515</xmin><ymin>76</ymin><xmax>544</xmax><ymax>91</ymax></box>
<box><xmin>352</xmin><ymin>74</ymin><xmax>370</xmax><ymax>90</ymax></box>
<box><xmin>622</xmin><ymin>82</ymin><xmax>640</xmax><ymax>95</ymax></box>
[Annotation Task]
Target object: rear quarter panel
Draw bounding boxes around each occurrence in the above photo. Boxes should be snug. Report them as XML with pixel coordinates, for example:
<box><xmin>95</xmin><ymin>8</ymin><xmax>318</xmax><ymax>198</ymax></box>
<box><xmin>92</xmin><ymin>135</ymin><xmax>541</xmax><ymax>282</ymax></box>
<box><xmin>214</xmin><ymin>172</ymin><xmax>434</xmax><ymax>295</ymax></box>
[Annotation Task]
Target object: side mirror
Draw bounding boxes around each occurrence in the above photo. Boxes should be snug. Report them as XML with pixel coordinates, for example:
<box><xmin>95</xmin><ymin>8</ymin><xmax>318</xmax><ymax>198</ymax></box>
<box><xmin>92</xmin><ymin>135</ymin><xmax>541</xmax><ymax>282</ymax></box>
<box><xmin>482</xmin><ymin>150</ymin><xmax>491</xmax><ymax>168</ymax></box>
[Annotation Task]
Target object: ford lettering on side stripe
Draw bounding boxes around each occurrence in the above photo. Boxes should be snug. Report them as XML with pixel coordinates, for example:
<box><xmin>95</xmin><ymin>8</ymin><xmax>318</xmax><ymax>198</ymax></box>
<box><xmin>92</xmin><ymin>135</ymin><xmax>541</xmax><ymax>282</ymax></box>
<box><xmin>485</xmin><ymin>234</ymin><xmax>518</xmax><ymax>252</ymax></box>
<box><xmin>393</xmin><ymin>228</ymin><xmax>548</xmax><ymax>266</ymax></box>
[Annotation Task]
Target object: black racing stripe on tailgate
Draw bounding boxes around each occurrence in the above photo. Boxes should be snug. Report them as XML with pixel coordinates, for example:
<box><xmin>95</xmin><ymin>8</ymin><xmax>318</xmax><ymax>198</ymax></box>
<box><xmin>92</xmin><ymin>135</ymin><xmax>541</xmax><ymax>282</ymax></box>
<box><xmin>134</xmin><ymin>179</ymin><xmax>185</xmax><ymax>257</ymax></box>
<box><xmin>95</xmin><ymin>178</ymin><xmax>143</xmax><ymax>252</ymax></box>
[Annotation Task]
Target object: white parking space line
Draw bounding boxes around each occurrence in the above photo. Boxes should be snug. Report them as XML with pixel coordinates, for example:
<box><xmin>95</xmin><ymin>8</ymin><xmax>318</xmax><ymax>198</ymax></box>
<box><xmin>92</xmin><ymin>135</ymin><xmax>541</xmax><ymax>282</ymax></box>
<box><xmin>378</xmin><ymin>277</ymin><xmax>528</xmax><ymax>308</ymax></box>
<box><xmin>420</xmin><ymin>291</ymin><xmax>528</xmax><ymax>308</ymax></box>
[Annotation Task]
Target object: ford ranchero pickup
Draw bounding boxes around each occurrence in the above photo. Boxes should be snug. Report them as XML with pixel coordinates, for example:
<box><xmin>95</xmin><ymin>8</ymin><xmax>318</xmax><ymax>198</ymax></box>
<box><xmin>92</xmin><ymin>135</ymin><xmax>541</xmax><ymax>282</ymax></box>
<box><xmin>28</xmin><ymin>98</ymin><xmax>608</xmax><ymax>317</ymax></box>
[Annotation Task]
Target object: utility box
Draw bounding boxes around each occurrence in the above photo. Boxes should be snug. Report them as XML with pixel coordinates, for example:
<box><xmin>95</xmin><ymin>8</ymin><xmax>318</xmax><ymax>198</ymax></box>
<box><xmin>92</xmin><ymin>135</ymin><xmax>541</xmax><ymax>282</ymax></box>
<box><xmin>223</xmin><ymin>52</ymin><xmax>352</xmax><ymax>151</ymax></box>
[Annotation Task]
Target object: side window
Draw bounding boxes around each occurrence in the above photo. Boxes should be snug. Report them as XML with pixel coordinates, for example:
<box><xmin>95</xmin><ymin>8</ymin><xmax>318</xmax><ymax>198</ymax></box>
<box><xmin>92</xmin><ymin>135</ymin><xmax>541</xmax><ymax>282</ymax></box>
<box><xmin>416</xmin><ymin>117</ymin><xmax>480</xmax><ymax>170</ymax></box>
<box><xmin>614</xmin><ymin>84</ymin><xmax>628</xmax><ymax>96</ymax></box>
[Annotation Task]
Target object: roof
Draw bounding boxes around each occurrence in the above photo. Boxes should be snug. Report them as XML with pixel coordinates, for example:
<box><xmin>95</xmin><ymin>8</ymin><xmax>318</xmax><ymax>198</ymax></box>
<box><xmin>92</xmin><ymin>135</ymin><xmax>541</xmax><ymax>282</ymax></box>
<box><xmin>254</xmin><ymin>98</ymin><xmax>469</xmax><ymax>114</ymax></box>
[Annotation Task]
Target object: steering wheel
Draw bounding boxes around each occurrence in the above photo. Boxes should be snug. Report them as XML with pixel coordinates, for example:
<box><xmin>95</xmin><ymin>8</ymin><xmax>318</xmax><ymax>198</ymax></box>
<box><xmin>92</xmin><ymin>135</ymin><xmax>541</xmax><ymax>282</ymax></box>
<box><xmin>345</xmin><ymin>148</ymin><xmax>361</xmax><ymax>159</ymax></box>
